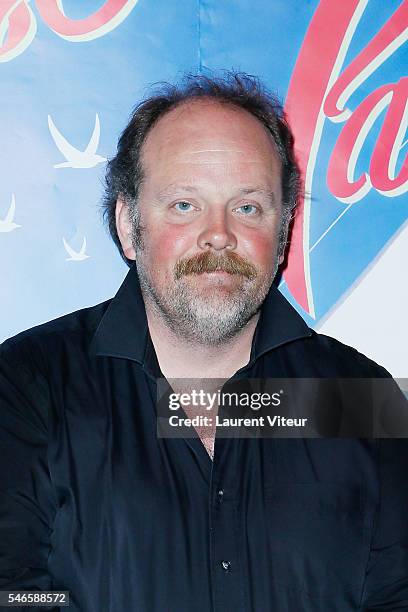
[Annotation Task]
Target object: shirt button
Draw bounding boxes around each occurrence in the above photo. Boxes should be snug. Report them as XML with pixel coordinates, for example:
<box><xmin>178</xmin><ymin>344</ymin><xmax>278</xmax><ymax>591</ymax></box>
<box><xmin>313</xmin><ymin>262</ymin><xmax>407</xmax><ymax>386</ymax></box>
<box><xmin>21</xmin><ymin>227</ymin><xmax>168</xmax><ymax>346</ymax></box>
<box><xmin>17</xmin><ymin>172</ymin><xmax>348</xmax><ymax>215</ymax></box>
<box><xmin>221</xmin><ymin>560</ymin><xmax>231</xmax><ymax>572</ymax></box>
<box><xmin>218</xmin><ymin>489</ymin><xmax>224</xmax><ymax>501</ymax></box>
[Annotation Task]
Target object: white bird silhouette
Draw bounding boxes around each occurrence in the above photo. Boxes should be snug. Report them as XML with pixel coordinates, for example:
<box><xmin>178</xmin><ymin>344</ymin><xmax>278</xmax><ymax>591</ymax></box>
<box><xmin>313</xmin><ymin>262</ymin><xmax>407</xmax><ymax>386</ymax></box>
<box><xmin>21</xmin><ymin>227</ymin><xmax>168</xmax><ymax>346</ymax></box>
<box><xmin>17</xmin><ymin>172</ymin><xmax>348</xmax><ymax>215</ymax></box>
<box><xmin>0</xmin><ymin>194</ymin><xmax>21</xmax><ymax>233</ymax></box>
<box><xmin>48</xmin><ymin>113</ymin><xmax>106</xmax><ymax>169</ymax></box>
<box><xmin>63</xmin><ymin>236</ymin><xmax>90</xmax><ymax>261</ymax></box>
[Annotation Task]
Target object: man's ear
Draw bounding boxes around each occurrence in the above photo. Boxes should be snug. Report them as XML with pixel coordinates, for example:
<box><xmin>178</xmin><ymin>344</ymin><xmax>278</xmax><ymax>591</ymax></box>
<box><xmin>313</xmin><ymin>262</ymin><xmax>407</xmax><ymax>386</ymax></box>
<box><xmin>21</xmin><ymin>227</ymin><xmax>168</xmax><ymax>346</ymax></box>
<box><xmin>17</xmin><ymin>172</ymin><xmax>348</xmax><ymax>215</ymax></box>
<box><xmin>277</xmin><ymin>222</ymin><xmax>289</xmax><ymax>265</ymax></box>
<box><xmin>115</xmin><ymin>197</ymin><xmax>136</xmax><ymax>261</ymax></box>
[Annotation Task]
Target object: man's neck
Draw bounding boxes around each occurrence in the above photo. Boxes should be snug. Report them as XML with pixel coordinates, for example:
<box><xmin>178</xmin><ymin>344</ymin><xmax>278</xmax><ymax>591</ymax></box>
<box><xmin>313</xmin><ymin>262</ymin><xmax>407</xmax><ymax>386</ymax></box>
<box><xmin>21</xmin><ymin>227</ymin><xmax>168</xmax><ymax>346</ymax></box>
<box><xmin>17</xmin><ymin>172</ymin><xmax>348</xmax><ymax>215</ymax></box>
<box><xmin>144</xmin><ymin>301</ymin><xmax>259</xmax><ymax>380</ymax></box>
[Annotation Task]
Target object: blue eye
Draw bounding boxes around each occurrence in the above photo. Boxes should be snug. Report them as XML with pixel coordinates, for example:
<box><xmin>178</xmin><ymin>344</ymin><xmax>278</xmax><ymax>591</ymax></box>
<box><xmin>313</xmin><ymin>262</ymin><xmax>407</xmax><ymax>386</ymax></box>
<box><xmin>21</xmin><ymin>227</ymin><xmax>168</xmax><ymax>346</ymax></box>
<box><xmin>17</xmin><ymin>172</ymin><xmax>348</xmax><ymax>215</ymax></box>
<box><xmin>174</xmin><ymin>201</ymin><xmax>194</xmax><ymax>212</ymax></box>
<box><xmin>236</xmin><ymin>204</ymin><xmax>258</xmax><ymax>215</ymax></box>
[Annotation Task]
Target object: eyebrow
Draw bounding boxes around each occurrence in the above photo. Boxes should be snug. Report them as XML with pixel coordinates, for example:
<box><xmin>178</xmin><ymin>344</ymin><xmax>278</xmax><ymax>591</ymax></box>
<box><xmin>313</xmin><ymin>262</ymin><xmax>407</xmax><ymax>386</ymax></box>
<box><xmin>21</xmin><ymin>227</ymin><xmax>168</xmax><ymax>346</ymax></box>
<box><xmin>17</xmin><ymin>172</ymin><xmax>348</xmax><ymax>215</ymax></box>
<box><xmin>156</xmin><ymin>185</ymin><xmax>277</xmax><ymax>205</ymax></box>
<box><xmin>238</xmin><ymin>187</ymin><xmax>276</xmax><ymax>204</ymax></box>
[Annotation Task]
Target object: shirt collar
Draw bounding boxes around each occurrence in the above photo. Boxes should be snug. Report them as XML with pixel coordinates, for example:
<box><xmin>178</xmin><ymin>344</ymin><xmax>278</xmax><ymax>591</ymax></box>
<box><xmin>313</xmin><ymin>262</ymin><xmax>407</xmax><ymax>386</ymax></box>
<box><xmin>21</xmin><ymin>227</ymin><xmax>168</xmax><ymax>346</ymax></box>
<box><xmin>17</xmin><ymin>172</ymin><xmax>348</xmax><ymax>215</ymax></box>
<box><xmin>251</xmin><ymin>279</ymin><xmax>312</xmax><ymax>359</ymax></box>
<box><xmin>91</xmin><ymin>264</ymin><xmax>149</xmax><ymax>365</ymax></box>
<box><xmin>91</xmin><ymin>264</ymin><xmax>312</xmax><ymax>367</ymax></box>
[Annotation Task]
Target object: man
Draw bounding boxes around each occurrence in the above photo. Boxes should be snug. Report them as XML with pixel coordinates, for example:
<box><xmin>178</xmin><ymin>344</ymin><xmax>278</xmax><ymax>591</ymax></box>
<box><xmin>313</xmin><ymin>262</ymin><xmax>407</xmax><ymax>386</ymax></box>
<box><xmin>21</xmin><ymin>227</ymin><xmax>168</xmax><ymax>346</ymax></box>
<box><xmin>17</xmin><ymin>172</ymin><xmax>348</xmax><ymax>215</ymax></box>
<box><xmin>0</xmin><ymin>73</ymin><xmax>407</xmax><ymax>611</ymax></box>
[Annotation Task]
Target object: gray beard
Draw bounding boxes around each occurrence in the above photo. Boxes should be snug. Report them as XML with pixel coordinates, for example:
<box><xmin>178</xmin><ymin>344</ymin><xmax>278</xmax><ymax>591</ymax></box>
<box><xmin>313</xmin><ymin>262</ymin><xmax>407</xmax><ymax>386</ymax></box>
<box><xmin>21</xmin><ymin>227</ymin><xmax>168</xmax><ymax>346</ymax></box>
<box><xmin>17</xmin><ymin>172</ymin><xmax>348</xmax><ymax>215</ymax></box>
<box><xmin>135</xmin><ymin>256</ymin><xmax>275</xmax><ymax>346</ymax></box>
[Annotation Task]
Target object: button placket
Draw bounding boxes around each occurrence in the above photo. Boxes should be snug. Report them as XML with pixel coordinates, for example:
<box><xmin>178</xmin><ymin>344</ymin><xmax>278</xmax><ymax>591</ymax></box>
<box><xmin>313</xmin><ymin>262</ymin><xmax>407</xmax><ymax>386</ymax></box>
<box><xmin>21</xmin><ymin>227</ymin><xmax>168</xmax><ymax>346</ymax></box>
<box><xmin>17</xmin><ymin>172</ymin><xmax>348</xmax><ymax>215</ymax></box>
<box><xmin>210</xmin><ymin>440</ymin><xmax>244</xmax><ymax>610</ymax></box>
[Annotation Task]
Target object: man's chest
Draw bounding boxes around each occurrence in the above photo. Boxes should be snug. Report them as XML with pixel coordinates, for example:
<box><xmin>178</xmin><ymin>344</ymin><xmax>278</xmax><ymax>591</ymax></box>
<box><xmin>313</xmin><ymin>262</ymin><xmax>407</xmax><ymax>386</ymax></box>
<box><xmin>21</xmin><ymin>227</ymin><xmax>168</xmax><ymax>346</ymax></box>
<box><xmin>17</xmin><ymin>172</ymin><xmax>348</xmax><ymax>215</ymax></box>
<box><xmin>47</xmin><ymin>364</ymin><xmax>379</xmax><ymax>610</ymax></box>
<box><xmin>49</xmin><ymin>404</ymin><xmax>377</xmax><ymax>610</ymax></box>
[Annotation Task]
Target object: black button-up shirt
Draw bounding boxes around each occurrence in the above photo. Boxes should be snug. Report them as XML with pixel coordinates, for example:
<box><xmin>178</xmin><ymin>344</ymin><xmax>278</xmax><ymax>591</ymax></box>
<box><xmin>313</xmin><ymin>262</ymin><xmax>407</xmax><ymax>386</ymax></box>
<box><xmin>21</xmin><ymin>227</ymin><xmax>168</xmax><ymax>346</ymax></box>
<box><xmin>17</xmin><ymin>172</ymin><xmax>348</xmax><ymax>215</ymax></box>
<box><xmin>1</xmin><ymin>265</ymin><xmax>408</xmax><ymax>611</ymax></box>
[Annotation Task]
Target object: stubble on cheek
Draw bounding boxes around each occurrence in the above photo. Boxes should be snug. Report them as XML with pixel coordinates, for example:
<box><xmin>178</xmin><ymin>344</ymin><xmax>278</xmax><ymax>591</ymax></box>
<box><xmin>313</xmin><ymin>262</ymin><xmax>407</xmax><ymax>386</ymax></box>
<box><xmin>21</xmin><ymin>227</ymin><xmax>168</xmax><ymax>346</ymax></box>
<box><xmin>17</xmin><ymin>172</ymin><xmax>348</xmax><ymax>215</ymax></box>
<box><xmin>130</xmin><ymin>215</ymin><xmax>145</xmax><ymax>252</ymax></box>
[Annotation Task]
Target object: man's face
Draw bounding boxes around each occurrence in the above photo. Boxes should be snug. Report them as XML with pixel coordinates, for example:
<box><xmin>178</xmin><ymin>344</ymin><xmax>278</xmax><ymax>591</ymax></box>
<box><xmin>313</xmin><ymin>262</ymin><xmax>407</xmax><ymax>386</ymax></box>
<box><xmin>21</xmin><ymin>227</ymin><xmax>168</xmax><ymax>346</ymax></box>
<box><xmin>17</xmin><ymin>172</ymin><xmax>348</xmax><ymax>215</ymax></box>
<box><xmin>117</xmin><ymin>100</ymin><xmax>284</xmax><ymax>345</ymax></box>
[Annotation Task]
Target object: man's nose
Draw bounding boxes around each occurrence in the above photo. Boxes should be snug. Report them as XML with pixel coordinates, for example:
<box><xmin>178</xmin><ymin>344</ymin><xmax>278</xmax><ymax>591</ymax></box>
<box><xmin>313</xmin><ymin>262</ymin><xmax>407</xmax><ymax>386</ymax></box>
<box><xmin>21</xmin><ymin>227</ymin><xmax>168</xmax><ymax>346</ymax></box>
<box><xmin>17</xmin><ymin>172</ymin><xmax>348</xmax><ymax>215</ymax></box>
<box><xmin>197</xmin><ymin>209</ymin><xmax>237</xmax><ymax>251</ymax></box>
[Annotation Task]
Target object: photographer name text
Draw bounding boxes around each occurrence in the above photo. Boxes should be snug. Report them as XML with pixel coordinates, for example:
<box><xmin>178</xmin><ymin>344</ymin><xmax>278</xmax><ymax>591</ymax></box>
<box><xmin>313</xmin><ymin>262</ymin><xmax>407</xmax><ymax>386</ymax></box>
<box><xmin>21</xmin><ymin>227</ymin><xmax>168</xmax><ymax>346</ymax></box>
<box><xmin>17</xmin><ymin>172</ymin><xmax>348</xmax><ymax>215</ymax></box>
<box><xmin>168</xmin><ymin>415</ymin><xmax>308</xmax><ymax>428</ymax></box>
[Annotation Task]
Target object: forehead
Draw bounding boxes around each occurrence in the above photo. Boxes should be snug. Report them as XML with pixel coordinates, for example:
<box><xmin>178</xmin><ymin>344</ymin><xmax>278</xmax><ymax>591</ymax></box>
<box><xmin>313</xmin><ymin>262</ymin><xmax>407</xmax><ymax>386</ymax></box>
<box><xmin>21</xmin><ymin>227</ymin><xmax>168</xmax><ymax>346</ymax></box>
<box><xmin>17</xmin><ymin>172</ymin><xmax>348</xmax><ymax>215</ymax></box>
<box><xmin>140</xmin><ymin>99</ymin><xmax>282</xmax><ymax>181</ymax></box>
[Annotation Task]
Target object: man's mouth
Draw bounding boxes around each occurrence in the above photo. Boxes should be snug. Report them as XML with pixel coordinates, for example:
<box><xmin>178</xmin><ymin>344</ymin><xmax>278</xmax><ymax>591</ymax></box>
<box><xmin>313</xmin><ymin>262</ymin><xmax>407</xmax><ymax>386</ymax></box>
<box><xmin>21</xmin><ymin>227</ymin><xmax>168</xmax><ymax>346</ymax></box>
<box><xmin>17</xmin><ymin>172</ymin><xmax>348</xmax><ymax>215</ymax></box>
<box><xmin>199</xmin><ymin>270</ymin><xmax>236</xmax><ymax>279</ymax></box>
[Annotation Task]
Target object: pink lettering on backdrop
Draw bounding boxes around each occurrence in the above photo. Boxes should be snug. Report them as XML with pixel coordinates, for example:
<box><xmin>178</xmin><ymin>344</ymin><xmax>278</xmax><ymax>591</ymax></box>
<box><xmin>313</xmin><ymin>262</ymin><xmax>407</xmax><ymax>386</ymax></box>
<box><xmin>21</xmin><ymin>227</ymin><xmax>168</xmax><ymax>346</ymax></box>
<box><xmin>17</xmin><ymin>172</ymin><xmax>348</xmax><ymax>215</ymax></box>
<box><xmin>327</xmin><ymin>78</ymin><xmax>408</xmax><ymax>202</ymax></box>
<box><xmin>36</xmin><ymin>0</ymin><xmax>139</xmax><ymax>41</ymax></box>
<box><xmin>324</xmin><ymin>1</ymin><xmax>408</xmax><ymax>121</ymax></box>
<box><xmin>370</xmin><ymin>77</ymin><xmax>408</xmax><ymax>197</ymax></box>
<box><xmin>0</xmin><ymin>1</ymin><xmax>36</xmax><ymax>62</ymax></box>
<box><xmin>284</xmin><ymin>0</ymin><xmax>366</xmax><ymax>316</ymax></box>
<box><xmin>284</xmin><ymin>0</ymin><xmax>407</xmax><ymax>315</ymax></box>
<box><xmin>0</xmin><ymin>0</ymin><xmax>138</xmax><ymax>58</ymax></box>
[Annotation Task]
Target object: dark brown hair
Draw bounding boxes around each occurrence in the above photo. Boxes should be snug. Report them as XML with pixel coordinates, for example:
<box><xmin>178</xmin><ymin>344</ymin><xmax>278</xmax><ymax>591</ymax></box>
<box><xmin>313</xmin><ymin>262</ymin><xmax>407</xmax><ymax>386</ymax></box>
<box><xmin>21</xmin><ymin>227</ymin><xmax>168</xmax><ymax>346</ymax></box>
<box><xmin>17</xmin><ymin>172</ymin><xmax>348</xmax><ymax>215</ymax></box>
<box><xmin>102</xmin><ymin>72</ymin><xmax>301</xmax><ymax>265</ymax></box>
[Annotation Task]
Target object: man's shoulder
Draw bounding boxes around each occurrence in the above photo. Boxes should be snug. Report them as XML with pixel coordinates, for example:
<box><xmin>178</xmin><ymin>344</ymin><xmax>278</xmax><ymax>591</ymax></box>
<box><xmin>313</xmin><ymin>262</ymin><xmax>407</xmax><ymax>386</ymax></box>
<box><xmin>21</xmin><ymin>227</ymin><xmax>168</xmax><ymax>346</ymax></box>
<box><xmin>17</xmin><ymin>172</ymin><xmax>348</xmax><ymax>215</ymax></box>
<box><xmin>300</xmin><ymin>329</ymin><xmax>391</xmax><ymax>378</ymax></box>
<box><xmin>0</xmin><ymin>299</ymin><xmax>112</xmax><ymax>363</ymax></box>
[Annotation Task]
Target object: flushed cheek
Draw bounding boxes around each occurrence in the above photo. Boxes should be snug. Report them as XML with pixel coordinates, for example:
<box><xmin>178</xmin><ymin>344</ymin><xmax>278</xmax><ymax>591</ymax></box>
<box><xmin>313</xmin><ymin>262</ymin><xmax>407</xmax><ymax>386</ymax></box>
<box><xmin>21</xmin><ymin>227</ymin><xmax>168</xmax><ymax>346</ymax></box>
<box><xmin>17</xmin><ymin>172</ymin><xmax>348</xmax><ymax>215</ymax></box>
<box><xmin>240</xmin><ymin>233</ymin><xmax>279</xmax><ymax>268</ymax></box>
<box><xmin>147</xmin><ymin>229</ymin><xmax>193</xmax><ymax>269</ymax></box>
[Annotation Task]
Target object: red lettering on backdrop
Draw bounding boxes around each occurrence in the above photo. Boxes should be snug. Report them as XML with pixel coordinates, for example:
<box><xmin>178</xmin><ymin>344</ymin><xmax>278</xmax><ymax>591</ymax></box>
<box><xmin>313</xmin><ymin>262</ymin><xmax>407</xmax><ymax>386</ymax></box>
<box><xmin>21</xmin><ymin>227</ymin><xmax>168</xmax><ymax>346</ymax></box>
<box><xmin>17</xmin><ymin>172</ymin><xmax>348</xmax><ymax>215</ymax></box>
<box><xmin>370</xmin><ymin>77</ymin><xmax>408</xmax><ymax>196</ymax></box>
<box><xmin>327</xmin><ymin>83</ymin><xmax>394</xmax><ymax>201</ymax></box>
<box><xmin>284</xmin><ymin>0</ymin><xmax>407</xmax><ymax>315</ymax></box>
<box><xmin>324</xmin><ymin>2</ymin><xmax>408</xmax><ymax>119</ymax></box>
<box><xmin>36</xmin><ymin>0</ymin><xmax>134</xmax><ymax>38</ymax></box>
<box><xmin>327</xmin><ymin>78</ymin><xmax>408</xmax><ymax>201</ymax></box>
<box><xmin>283</xmin><ymin>0</ymin><xmax>362</xmax><ymax>316</ymax></box>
